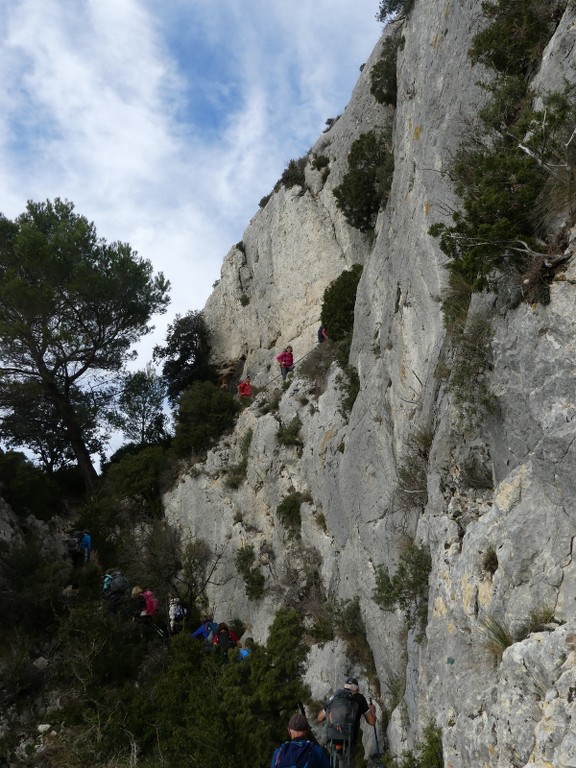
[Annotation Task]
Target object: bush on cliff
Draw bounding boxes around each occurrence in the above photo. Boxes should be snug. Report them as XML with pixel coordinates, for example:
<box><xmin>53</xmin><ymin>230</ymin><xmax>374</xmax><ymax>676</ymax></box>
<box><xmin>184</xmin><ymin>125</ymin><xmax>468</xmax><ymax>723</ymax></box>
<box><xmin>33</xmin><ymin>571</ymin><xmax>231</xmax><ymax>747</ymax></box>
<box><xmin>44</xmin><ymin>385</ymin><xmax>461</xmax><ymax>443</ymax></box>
<box><xmin>173</xmin><ymin>381</ymin><xmax>239</xmax><ymax>457</ymax></box>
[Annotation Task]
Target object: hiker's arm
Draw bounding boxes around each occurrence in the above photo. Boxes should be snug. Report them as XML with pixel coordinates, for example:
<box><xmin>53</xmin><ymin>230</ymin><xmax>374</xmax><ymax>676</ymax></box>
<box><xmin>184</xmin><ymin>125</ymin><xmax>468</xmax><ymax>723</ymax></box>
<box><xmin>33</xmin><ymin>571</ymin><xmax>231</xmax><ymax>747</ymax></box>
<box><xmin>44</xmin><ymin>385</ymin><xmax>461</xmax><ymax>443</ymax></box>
<box><xmin>364</xmin><ymin>704</ymin><xmax>376</xmax><ymax>726</ymax></box>
<box><xmin>316</xmin><ymin>708</ymin><xmax>326</xmax><ymax>723</ymax></box>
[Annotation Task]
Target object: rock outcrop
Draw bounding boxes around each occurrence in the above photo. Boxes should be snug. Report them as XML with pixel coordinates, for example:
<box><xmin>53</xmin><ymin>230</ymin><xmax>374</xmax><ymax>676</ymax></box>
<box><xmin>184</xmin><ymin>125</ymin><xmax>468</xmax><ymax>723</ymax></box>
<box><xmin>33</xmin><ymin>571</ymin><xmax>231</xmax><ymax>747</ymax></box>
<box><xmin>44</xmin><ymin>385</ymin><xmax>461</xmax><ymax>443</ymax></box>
<box><xmin>165</xmin><ymin>2</ymin><xmax>576</xmax><ymax>766</ymax></box>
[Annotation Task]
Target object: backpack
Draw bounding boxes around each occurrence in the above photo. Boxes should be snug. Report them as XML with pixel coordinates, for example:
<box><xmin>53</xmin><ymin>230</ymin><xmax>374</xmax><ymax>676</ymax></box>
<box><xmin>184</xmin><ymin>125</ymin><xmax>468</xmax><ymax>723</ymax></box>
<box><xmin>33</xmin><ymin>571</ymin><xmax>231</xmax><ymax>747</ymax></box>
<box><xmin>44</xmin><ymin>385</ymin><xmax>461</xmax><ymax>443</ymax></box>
<box><xmin>142</xmin><ymin>590</ymin><xmax>158</xmax><ymax>617</ymax></box>
<box><xmin>325</xmin><ymin>689</ymin><xmax>359</xmax><ymax>743</ymax></box>
<box><xmin>217</xmin><ymin>629</ymin><xmax>230</xmax><ymax>653</ymax></box>
<box><xmin>67</xmin><ymin>531</ymin><xmax>83</xmax><ymax>555</ymax></box>
<box><xmin>274</xmin><ymin>740</ymin><xmax>314</xmax><ymax>768</ymax></box>
<box><xmin>108</xmin><ymin>571</ymin><xmax>129</xmax><ymax>596</ymax></box>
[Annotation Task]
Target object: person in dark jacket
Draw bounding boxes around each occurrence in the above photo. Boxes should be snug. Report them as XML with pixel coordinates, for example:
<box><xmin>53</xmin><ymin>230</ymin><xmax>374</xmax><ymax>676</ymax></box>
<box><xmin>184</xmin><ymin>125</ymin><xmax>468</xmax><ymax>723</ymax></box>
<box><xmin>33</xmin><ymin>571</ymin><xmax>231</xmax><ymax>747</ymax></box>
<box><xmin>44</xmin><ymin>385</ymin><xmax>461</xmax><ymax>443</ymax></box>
<box><xmin>270</xmin><ymin>713</ymin><xmax>329</xmax><ymax>768</ymax></box>
<box><xmin>276</xmin><ymin>346</ymin><xmax>294</xmax><ymax>381</ymax></box>
<box><xmin>317</xmin><ymin>677</ymin><xmax>376</xmax><ymax>759</ymax></box>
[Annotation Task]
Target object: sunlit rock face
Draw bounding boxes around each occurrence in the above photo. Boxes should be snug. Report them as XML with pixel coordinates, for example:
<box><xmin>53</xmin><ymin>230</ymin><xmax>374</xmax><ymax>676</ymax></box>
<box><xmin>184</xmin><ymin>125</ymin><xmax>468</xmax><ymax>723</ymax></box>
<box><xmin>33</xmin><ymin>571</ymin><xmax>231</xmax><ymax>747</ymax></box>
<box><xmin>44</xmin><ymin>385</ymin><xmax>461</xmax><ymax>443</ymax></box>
<box><xmin>165</xmin><ymin>3</ymin><xmax>576</xmax><ymax>765</ymax></box>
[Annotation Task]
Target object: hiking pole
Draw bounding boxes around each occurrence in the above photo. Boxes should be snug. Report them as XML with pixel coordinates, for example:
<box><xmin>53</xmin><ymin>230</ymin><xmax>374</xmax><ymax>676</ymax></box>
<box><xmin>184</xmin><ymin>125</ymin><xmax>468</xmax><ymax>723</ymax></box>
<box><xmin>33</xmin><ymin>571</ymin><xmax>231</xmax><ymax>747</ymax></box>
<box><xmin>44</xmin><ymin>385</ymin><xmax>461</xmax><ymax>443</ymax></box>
<box><xmin>369</xmin><ymin>697</ymin><xmax>380</xmax><ymax>755</ymax></box>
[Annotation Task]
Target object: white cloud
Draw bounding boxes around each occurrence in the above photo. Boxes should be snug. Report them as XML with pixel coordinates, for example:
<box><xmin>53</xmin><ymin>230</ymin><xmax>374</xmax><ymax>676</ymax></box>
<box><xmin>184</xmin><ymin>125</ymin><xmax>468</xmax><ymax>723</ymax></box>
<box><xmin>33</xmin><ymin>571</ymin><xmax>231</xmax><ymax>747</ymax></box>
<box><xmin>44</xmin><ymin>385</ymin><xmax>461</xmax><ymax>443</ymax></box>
<box><xmin>0</xmin><ymin>0</ymin><xmax>382</xmax><ymax>363</ymax></box>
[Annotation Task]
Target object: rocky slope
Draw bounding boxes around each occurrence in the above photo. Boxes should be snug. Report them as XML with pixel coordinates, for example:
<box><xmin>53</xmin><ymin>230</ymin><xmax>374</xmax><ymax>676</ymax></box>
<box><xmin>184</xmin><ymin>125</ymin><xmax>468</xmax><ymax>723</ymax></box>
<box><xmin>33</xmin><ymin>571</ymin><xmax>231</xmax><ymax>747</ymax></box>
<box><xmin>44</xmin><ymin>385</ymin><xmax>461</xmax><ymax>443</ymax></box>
<box><xmin>164</xmin><ymin>2</ymin><xmax>576</xmax><ymax>766</ymax></box>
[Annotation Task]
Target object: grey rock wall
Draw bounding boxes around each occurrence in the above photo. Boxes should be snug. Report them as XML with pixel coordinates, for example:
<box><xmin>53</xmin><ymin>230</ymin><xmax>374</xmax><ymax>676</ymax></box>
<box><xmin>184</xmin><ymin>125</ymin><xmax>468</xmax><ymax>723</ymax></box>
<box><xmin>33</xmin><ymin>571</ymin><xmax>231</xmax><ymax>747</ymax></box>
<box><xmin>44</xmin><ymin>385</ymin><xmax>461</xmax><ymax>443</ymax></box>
<box><xmin>164</xmin><ymin>2</ymin><xmax>576</xmax><ymax>765</ymax></box>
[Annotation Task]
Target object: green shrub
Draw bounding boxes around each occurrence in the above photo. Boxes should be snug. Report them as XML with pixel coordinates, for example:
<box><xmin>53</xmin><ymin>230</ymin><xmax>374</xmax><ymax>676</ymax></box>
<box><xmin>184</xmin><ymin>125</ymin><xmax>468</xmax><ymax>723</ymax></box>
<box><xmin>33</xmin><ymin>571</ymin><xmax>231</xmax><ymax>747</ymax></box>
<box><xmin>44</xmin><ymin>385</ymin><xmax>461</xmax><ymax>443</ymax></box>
<box><xmin>106</xmin><ymin>445</ymin><xmax>168</xmax><ymax>517</ymax></box>
<box><xmin>333</xmin><ymin>131</ymin><xmax>393</xmax><ymax>232</ymax></box>
<box><xmin>259</xmin><ymin>193</ymin><xmax>272</xmax><ymax>208</ymax></box>
<box><xmin>468</xmin><ymin>0</ymin><xmax>558</xmax><ymax>78</ymax></box>
<box><xmin>259</xmin><ymin>388</ymin><xmax>282</xmax><ymax>415</ymax></box>
<box><xmin>173</xmin><ymin>381</ymin><xmax>239</xmax><ymax>457</ymax></box>
<box><xmin>0</xmin><ymin>535</ymin><xmax>69</xmax><ymax>637</ymax></box>
<box><xmin>334</xmin><ymin>597</ymin><xmax>379</xmax><ymax>690</ymax></box>
<box><xmin>374</xmin><ymin>539</ymin><xmax>431</xmax><ymax>636</ymax></box>
<box><xmin>276</xmin><ymin>491</ymin><xmax>304</xmax><ymax>534</ymax></box>
<box><xmin>276</xmin><ymin>156</ymin><xmax>308</xmax><ymax>191</ymax></box>
<box><xmin>277</xmin><ymin>416</ymin><xmax>303</xmax><ymax>447</ymax></box>
<box><xmin>447</xmin><ymin>312</ymin><xmax>496</xmax><ymax>427</ymax></box>
<box><xmin>371</xmin><ymin>36</ymin><xmax>400</xmax><ymax>106</ymax></box>
<box><xmin>235</xmin><ymin>544</ymin><xmax>265</xmax><ymax>600</ymax></box>
<box><xmin>0</xmin><ymin>451</ymin><xmax>63</xmax><ymax>520</ymax></box>
<box><xmin>337</xmin><ymin>365</ymin><xmax>360</xmax><ymax>416</ymax></box>
<box><xmin>312</xmin><ymin>154</ymin><xmax>330</xmax><ymax>171</ymax></box>
<box><xmin>377</xmin><ymin>0</ymin><xmax>415</xmax><ymax>22</ymax></box>
<box><xmin>320</xmin><ymin>265</ymin><xmax>363</xmax><ymax>344</ymax></box>
<box><xmin>430</xmin><ymin>1</ymin><xmax>573</xmax><ymax>304</ymax></box>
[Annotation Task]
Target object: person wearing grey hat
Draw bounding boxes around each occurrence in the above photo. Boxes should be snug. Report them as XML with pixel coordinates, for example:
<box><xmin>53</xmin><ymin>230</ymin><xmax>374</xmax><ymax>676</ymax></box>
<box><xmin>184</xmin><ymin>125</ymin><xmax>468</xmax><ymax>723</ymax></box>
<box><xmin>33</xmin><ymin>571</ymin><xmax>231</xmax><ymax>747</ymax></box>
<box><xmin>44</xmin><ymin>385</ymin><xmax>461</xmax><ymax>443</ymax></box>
<box><xmin>269</xmin><ymin>712</ymin><xmax>330</xmax><ymax>767</ymax></box>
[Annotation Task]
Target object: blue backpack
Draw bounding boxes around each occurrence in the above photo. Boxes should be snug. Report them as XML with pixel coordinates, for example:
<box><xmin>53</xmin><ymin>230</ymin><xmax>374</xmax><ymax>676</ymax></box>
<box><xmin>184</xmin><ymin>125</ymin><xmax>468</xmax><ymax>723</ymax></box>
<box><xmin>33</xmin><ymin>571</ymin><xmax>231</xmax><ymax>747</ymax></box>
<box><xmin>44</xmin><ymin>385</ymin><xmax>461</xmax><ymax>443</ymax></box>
<box><xmin>274</xmin><ymin>740</ymin><xmax>314</xmax><ymax>768</ymax></box>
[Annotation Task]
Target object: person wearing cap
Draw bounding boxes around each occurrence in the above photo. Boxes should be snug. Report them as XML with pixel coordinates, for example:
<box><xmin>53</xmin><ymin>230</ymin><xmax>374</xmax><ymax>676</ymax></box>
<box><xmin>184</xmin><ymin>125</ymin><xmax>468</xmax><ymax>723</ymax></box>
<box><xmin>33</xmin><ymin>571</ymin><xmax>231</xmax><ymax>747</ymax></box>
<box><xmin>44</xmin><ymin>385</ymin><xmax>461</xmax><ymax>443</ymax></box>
<box><xmin>270</xmin><ymin>713</ymin><xmax>330</xmax><ymax>768</ymax></box>
<box><xmin>317</xmin><ymin>677</ymin><xmax>376</xmax><ymax>758</ymax></box>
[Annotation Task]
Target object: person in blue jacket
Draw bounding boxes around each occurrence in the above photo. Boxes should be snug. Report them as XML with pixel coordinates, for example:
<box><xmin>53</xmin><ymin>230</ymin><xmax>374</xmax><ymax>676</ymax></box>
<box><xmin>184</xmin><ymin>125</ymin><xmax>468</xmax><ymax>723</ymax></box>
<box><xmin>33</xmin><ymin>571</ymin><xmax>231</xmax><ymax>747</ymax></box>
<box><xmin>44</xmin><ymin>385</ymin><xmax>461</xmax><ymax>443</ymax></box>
<box><xmin>190</xmin><ymin>616</ymin><xmax>218</xmax><ymax>643</ymax></box>
<box><xmin>80</xmin><ymin>530</ymin><xmax>92</xmax><ymax>564</ymax></box>
<box><xmin>270</xmin><ymin>713</ymin><xmax>329</xmax><ymax>768</ymax></box>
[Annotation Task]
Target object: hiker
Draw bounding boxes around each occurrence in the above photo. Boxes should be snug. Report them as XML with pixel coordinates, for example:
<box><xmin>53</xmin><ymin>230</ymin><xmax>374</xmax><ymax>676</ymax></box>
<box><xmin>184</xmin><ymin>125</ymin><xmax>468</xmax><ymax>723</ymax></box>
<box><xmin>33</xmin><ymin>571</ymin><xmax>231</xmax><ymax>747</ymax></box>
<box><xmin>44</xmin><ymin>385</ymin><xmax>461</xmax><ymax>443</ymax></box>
<box><xmin>317</xmin><ymin>325</ymin><xmax>328</xmax><ymax>343</ymax></box>
<box><xmin>102</xmin><ymin>569</ymin><xmax>130</xmax><ymax>614</ymax></box>
<box><xmin>270</xmin><ymin>713</ymin><xmax>330</xmax><ymax>768</ymax></box>
<box><xmin>80</xmin><ymin>530</ymin><xmax>92</xmax><ymax>564</ymax></box>
<box><xmin>276</xmin><ymin>346</ymin><xmax>294</xmax><ymax>381</ymax></box>
<box><xmin>168</xmin><ymin>596</ymin><xmax>186</xmax><ymax>634</ymax></box>
<box><xmin>131</xmin><ymin>586</ymin><xmax>159</xmax><ymax>622</ymax></box>
<box><xmin>238</xmin><ymin>637</ymin><xmax>254</xmax><ymax>661</ymax></box>
<box><xmin>191</xmin><ymin>616</ymin><xmax>218</xmax><ymax>645</ymax></box>
<box><xmin>67</xmin><ymin>530</ymin><xmax>84</xmax><ymax>570</ymax></box>
<box><xmin>213</xmin><ymin>622</ymin><xmax>239</xmax><ymax>660</ymax></box>
<box><xmin>237</xmin><ymin>375</ymin><xmax>252</xmax><ymax>400</ymax></box>
<box><xmin>317</xmin><ymin>677</ymin><xmax>376</xmax><ymax>760</ymax></box>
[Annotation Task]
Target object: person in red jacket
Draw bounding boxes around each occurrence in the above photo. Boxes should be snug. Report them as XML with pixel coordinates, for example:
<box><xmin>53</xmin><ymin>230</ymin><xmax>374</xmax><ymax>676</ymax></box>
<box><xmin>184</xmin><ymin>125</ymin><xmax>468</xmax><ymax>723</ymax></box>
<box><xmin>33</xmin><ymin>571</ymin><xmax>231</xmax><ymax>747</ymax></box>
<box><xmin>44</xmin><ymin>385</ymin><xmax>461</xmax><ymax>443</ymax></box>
<box><xmin>276</xmin><ymin>346</ymin><xmax>294</xmax><ymax>381</ymax></box>
<box><xmin>213</xmin><ymin>622</ymin><xmax>239</xmax><ymax>660</ymax></box>
<box><xmin>237</xmin><ymin>375</ymin><xmax>252</xmax><ymax>399</ymax></box>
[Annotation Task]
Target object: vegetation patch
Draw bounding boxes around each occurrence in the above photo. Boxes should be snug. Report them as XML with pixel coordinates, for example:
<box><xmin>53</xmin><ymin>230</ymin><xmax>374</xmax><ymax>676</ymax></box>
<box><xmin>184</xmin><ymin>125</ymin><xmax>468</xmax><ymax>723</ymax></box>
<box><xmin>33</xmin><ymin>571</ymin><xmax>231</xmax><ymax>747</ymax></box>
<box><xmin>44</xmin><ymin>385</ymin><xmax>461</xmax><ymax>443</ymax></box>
<box><xmin>374</xmin><ymin>539</ymin><xmax>432</xmax><ymax>637</ymax></box>
<box><xmin>235</xmin><ymin>544</ymin><xmax>266</xmax><ymax>600</ymax></box>
<box><xmin>333</xmin><ymin>131</ymin><xmax>394</xmax><ymax>232</ymax></box>
<box><xmin>277</xmin><ymin>416</ymin><xmax>303</xmax><ymax>447</ymax></box>
<box><xmin>335</xmin><ymin>597</ymin><xmax>379</xmax><ymax>693</ymax></box>
<box><xmin>276</xmin><ymin>491</ymin><xmax>304</xmax><ymax>535</ymax></box>
<box><xmin>173</xmin><ymin>381</ymin><xmax>239</xmax><ymax>457</ymax></box>
<box><xmin>383</xmin><ymin>721</ymin><xmax>444</xmax><ymax>768</ymax></box>
<box><xmin>320</xmin><ymin>264</ymin><xmax>363</xmax><ymax>363</ymax></box>
<box><xmin>429</xmin><ymin>0</ymin><xmax>574</xmax><ymax>308</ymax></box>
<box><xmin>371</xmin><ymin>36</ymin><xmax>400</xmax><ymax>106</ymax></box>
<box><xmin>377</xmin><ymin>0</ymin><xmax>416</xmax><ymax>23</ymax></box>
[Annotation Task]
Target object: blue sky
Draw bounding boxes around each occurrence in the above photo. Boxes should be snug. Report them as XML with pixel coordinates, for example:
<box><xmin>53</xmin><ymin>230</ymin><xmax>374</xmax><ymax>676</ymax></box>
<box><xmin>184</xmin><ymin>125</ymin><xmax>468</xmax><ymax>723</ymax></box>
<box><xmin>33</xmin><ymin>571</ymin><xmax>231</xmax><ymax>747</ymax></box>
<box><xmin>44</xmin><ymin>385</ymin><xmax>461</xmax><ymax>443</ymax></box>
<box><xmin>0</xmin><ymin>0</ymin><xmax>382</xmax><ymax>362</ymax></box>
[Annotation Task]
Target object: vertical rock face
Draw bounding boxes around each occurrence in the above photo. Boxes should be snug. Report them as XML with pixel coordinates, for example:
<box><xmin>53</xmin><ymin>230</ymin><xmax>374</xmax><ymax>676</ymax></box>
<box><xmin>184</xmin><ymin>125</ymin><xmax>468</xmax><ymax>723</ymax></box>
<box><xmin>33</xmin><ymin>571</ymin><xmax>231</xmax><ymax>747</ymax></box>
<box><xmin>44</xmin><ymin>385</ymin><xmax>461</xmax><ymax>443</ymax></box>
<box><xmin>164</xmin><ymin>2</ymin><xmax>576</xmax><ymax>765</ymax></box>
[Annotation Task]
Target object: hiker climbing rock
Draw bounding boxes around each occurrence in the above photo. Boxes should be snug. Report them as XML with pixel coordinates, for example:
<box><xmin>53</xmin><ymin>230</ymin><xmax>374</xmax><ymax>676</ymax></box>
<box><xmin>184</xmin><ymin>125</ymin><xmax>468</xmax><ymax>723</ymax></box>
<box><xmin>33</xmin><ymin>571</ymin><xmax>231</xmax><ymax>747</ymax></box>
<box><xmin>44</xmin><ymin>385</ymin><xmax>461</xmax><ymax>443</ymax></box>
<box><xmin>270</xmin><ymin>713</ymin><xmax>330</xmax><ymax>768</ymax></box>
<box><xmin>80</xmin><ymin>530</ymin><xmax>92</xmax><ymax>564</ymax></box>
<box><xmin>191</xmin><ymin>616</ymin><xmax>218</xmax><ymax>646</ymax></box>
<box><xmin>102</xmin><ymin>569</ymin><xmax>130</xmax><ymax>614</ymax></box>
<box><xmin>213</xmin><ymin>622</ymin><xmax>239</xmax><ymax>660</ymax></box>
<box><xmin>67</xmin><ymin>530</ymin><xmax>84</xmax><ymax>571</ymax></box>
<box><xmin>276</xmin><ymin>346</ymin><xmax>294</xmax><ymax>381</ymax></box>
<box><xmin>168</xmin><ymin>595</ymin><xmax>187</xmax><ymax>634</ymax></box>
<box><xmin>238</xmin><ymin>637</ymin><xmax>254</xmax><ymax>660</ymax></box>
<box><xmin>317</xmin><ymin>677</ymin><xmax>376</xmax><ymax>762</ymax></box>
<box><xmin>237</xmin><ymin>375</ymin><xmax>253</xmax><ymax>400</ymax></box>
<box><xmin>131</xmin><ymin>586</ymin><xmax>159</xmax><ymax>622</ymax></box>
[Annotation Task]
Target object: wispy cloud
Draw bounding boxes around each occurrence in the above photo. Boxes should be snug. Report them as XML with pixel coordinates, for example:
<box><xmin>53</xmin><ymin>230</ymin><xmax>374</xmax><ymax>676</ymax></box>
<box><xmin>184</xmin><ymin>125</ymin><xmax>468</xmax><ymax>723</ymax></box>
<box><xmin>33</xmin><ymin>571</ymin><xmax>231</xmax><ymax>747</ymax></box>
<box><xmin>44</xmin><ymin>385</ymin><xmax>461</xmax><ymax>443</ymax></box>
<box><xmin>0</xmin><ymin>0</ymin><xmax>381</xmax><ymax>362</ymax></box>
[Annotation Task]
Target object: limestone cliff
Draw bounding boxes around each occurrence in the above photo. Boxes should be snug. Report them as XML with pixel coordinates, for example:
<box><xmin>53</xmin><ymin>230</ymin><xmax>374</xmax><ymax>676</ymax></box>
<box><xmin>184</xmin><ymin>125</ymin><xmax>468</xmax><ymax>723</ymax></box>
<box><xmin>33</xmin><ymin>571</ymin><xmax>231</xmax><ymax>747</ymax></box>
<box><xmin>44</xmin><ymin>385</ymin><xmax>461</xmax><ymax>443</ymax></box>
<box><xmin>164</xmin><ymin>2</ymin><xmax>576</xmax><ymax>766</ymax></box>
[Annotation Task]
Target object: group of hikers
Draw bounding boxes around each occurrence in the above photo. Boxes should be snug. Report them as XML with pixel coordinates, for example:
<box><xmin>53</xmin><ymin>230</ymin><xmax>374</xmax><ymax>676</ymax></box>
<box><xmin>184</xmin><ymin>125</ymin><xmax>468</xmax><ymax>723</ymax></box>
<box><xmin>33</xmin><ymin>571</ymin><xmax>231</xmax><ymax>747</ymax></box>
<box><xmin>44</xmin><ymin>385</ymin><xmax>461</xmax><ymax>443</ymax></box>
<box><xmin>189</xmin><ymin>615</ymin><xmax>254</xmax><ymax>660</ymax></box>
<box><xmin>272</xmin><ymin>677</ymin><xmax>377</xmax><ymax>767</ymax></box>
<box><xmin>237</xmin><ymin>323</ymin><xmax>329</xmax><ymax>399</ymax></box>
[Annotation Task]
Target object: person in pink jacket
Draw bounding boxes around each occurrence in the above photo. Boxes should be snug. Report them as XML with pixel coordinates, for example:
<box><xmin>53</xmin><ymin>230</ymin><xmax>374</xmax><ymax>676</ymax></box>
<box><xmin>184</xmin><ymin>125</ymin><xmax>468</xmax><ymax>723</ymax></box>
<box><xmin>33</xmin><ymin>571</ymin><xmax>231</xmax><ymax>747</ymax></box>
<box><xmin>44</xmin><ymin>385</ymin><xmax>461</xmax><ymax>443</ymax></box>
<box><xmin>276</xmin><ymin>346</ymin><xmax>294</xmax><ymax>381</ymax></box>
